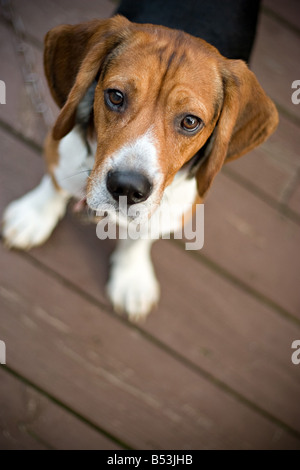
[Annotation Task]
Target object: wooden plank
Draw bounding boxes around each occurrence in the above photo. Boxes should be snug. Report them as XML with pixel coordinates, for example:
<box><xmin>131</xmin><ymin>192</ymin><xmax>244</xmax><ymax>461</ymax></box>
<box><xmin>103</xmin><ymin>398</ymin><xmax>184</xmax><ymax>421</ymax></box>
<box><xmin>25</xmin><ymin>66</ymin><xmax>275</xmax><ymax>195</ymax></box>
<box><xmin>0</xmin><ymin>372</ymin><xmax>46</xmax><ymax>450</ymax></box>
<box><xmin>150</xmin><ymin>241</ymin><xmax>300</xmax><ymax>433</ymax></box>
<box><xmin>1</xmin><ymin>129</ymin><xmax>300</xmax><ymax>437</ymax></box>
<box><xmin>0</xmin><ymin>369</ymin><xmax>121</xmax><ymax>450</ymax></box>
<box><xmin>12</xmin><ymin>0</ymin><xmax>300</xmax><ymax>47</ymax></box>
<box><xmin>0</xmin><ymin>22</ymin><xmax>57</xmax><ymax>146</ymax></box>
<box><xmin>0</xmin><ymin>245</ymin><xmax>299</xmax><ymax>450</ymax></box>
<box><xmin>13</xmin><ymin>0</ymin><xmax>116</xmax><ymax>45</ymax></box>
<box><xmin>251</xmin><ymin>14</ymin><xmax>300</xmax><ymax>121</ymax></box>
<box><xmin>263</xmin><ymin>0</ymin><xmax>300</xmax><ymax>31</ymax></box>
<box><xmin>287</xmin><ymin>182</ymin><xmax>300</xmax><ymax>215</ymax></box>
<box><xmin>226</xmin><ymin>114</ymin><xmax>300</xmax><ymax>205</ymax></box>
<box><xmin>0</xmin><ymin>124</ymin><xmax>45</xmax><ymax>204</ymax></box>
<box><xmin>202</xmin><ymin>173</ymin><xmax>300</xmax><ymax>318</ymax></box>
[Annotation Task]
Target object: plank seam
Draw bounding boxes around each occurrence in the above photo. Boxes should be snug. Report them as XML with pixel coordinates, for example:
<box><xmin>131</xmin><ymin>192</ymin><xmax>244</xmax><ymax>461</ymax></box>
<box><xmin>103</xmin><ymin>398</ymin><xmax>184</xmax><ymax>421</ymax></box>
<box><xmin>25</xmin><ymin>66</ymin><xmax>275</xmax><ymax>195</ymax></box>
<box><xmin>262</xmin><ymin>5</ymin><xmax>300</xmax><ymax>37</ymax></box>
<box><xmin>222</xmin><ymin>167</ymin><xmax>300</xmax><ymax>225</ymax></box>
<box><xmin>3</xmin><ymin>248</ymin><xmax>299</xmax><ymax>443</ymax></box>
<box><xmin>1</xmin><ymin>366</ymin><xmax>133</xmax><ymax>450</ymax></box>
<box><xmin>173</xmin><ymin>239</ymin><xmax>300</xmax><ymax>328</ymax></box>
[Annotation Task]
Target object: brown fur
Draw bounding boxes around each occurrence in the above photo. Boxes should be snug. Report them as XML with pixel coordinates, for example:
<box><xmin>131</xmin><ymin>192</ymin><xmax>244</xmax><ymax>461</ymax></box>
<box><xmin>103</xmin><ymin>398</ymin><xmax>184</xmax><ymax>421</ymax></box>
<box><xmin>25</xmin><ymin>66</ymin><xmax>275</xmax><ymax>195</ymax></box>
<box><xmin>44</xmin><ymin>131</ymin><xmax>61</xmax><ymax>190</ymax></box>
<box><xmin>43</xmin><ymin>15</ymin><xmax>278</xmax><ymax>203</ymax></box>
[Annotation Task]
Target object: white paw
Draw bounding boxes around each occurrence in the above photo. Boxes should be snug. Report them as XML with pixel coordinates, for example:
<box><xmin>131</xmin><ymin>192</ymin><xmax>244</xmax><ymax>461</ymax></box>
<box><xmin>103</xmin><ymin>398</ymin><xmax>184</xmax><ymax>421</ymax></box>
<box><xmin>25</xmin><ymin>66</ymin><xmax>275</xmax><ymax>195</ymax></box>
<box><xmin>2</xmin><ymin>176</ymin><xmax>69</xmax><ymax>250</ymax></box>
<box><xmin>107</xmin><ymin>259</ymin><xmax>160</xmax><ymax>322</ymax></box>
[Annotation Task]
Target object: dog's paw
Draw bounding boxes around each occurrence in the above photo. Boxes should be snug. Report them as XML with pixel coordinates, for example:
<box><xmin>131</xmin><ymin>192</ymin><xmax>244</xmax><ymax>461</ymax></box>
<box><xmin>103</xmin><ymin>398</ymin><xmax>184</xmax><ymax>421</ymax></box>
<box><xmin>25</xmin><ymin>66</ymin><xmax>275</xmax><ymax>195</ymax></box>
<box><xmin>2</xmin><ymin>177</ymin><xmax>68</xmax><ymax>250</ymax></box>
<box><xmin>2</xmin><ymin>198</ymin><xmax>66</xmax><ymax>250</ymax></box>
<box><xmin>107</xmin><ymin>260</ymin><xmax>160</xmax><ymax>322</ymax></box>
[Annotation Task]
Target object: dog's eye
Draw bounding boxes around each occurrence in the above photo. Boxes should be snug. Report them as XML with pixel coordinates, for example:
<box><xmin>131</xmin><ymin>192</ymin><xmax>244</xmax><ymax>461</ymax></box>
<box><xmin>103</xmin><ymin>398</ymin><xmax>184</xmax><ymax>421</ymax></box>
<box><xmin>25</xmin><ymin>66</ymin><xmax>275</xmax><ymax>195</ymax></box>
<box><xmin>181</xmin><ymin>115</ymin><xmax>202</xmax><ymax>133</ymax></box>
<box><xmin>105</xmin><ymin>89</ymin><xmax>125</xmax><ymax>110</ymax></box>
<box><xmin>108</xmin><ymin>90</ymin><xmax>124</xmax><ymax>106</ymax></box>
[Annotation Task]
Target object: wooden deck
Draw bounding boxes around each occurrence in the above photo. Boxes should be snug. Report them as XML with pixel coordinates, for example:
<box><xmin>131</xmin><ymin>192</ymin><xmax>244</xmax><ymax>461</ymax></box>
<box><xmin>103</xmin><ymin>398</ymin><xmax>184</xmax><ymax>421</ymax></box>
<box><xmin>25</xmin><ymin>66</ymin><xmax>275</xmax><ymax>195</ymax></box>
<box><xmin>0</xmin><ymin>0</ymin><xmax>300</xmax><ymax>450</ymax></box>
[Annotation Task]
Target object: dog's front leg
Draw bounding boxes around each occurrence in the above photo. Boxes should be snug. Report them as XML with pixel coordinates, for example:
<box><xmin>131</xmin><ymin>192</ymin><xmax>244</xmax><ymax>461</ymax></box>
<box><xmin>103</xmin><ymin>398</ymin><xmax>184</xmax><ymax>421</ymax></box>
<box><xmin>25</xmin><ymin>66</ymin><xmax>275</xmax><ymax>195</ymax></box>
<box><xmin>2</xmin><ymin>127</ymin><xmax>95</xmax><ymax>250</ymax></box>
<box><xmin>2</xmin><ymin>175</ymin><xmax>70</xmax><ymax>250</ymax></box>
<box><xmin>107</xmin><ymin>237</ymin><xmax>160</xmax><ymax>322</ymax></box>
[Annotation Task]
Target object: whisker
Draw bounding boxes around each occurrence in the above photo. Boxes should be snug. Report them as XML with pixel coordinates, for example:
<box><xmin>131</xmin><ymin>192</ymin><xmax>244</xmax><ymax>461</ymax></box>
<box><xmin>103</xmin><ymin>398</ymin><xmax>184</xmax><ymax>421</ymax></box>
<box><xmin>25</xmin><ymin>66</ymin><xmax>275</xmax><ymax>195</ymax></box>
<box><xmin>61</xmin><ymin>169</ymin><xmax>93</xmax><ymax>182</ymax></box>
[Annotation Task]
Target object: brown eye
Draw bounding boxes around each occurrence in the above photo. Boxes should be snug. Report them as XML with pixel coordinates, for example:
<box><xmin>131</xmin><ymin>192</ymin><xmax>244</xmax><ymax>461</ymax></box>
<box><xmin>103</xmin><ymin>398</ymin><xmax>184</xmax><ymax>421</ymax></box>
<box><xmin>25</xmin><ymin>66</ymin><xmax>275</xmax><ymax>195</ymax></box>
<box><xmin>181</xmin><ymin>115</ymin><xmax>202</xmax><ymax>133</ymax></box>
<box><xmin>105</xmin><ymin>89</ymin><xmax>125</xmax><ymax>110</ymax></box>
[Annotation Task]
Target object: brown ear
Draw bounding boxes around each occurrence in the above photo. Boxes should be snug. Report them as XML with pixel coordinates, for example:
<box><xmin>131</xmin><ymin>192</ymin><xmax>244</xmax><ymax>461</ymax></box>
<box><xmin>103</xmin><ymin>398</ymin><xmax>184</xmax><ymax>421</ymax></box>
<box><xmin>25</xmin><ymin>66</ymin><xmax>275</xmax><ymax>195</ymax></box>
<box><xmin>196</xmin><ymin>59</ymin><xmax>279</xmax><ymax>198</ymax></box>
<box><xmin>43</xmin><ymin>15</ymin><xmax>130</xmax><ymax>140</ymax></box>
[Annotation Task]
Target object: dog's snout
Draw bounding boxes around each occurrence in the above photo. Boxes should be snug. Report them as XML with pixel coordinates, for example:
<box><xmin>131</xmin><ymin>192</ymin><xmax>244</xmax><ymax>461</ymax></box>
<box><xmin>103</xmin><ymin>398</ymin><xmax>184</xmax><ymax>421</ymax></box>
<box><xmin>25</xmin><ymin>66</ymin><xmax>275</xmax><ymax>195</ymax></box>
<box><xmin>106</xmin><ymin>170</ymin><xmax>152</xmax><ymax>205</ymax></box>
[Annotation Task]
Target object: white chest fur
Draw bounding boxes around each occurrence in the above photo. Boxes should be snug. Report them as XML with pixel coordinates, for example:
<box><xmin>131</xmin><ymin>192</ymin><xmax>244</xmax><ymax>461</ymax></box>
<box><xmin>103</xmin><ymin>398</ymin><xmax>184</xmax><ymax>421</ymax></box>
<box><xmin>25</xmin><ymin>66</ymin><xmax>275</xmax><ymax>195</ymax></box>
<box><xmin>54</xmin><ymin>126</ymin><xmax>96</xmax><ymax>199</ymax></box>
<box><xmin>146</xmin><ymin>173</ymin><xmax>197</xmax><ymax>237</ymax></box>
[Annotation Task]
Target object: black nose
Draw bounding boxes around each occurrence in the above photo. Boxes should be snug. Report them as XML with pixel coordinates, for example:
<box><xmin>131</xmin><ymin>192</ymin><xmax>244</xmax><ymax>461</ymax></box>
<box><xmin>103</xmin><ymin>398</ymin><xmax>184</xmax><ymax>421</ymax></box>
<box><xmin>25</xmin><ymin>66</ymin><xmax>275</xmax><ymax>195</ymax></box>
<box><xmin>106</xmin><ymin>170</ymin><xmax>152</xmax><ymax>205</ymax></box>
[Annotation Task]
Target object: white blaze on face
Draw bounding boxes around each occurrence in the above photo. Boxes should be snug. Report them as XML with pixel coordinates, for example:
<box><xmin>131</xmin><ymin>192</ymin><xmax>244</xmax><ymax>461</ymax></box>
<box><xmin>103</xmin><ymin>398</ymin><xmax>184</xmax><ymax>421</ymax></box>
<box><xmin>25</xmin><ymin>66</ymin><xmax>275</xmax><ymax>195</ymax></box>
<box><xmin>87</xmin><ymin>130</ymin><xmax>164</xmax><ymax>224</ymax></box>
<box><xmin>108</xmin><ymin>131</ymin><xmax>161</xmax><ymax>173</ymax></box>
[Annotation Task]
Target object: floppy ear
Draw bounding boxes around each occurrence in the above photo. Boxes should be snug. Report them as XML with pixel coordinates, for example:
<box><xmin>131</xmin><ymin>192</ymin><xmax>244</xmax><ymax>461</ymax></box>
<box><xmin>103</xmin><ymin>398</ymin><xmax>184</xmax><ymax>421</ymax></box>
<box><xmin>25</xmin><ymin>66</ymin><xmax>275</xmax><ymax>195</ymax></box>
<box><xmin>196</xmin><ymin>59</ymin><xmax>279</xmax><ymax>198</ymax></box>
<box><xmin>43</xmin><ymin>15</ymin><xmax>130</xmax><ymax>140</ymax></box>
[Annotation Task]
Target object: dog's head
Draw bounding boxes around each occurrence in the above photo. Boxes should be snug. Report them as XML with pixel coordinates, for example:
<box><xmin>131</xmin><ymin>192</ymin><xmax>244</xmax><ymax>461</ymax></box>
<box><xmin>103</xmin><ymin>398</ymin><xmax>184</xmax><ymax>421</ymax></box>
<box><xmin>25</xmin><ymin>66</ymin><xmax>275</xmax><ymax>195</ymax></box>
<box><xmin>45</xmin><ymin>15</ymin><xmax>278</xmax><ymax>223</ymax></box>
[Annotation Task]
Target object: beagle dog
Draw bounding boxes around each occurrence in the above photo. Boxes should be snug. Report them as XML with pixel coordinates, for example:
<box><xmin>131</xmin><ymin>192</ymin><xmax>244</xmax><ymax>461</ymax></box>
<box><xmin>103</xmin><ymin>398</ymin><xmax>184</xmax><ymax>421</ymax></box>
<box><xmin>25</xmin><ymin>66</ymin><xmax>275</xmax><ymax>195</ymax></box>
<box><xmin>2</xmin><ymin>13</ymin><xmax>278</xmax><ymax>321</ymax></box>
